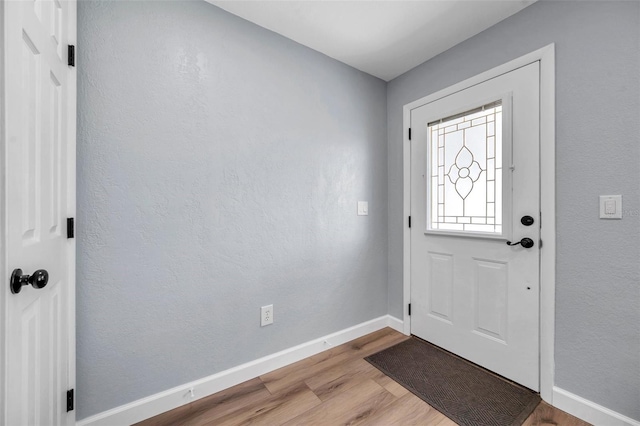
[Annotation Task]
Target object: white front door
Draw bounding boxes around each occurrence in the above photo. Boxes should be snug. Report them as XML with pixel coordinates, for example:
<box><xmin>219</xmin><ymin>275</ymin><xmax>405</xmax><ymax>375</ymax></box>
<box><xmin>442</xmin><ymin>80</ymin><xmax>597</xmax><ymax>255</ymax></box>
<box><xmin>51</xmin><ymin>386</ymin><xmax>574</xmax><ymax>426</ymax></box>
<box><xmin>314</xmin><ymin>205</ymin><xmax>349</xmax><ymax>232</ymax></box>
<box><xmin>410</xmin><ymin>63</ymin><xmax>540</xmax><ymax>390</ymax></box>
<box><xmin>4</xmin><ymin>0</ymin><xmax>76</xmax><ymax>425</ymax></box>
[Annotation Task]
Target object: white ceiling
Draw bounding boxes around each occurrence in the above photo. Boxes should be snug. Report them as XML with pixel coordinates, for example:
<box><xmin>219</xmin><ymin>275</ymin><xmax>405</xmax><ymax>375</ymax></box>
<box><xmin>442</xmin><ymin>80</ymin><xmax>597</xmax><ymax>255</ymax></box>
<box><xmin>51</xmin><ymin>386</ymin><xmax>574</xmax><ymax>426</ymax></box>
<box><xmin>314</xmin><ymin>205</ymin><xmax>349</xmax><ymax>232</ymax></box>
<box><xmin>207</xmin><ymin>1</ymin><xmax>536</xmax><ymax>81</ymax></box>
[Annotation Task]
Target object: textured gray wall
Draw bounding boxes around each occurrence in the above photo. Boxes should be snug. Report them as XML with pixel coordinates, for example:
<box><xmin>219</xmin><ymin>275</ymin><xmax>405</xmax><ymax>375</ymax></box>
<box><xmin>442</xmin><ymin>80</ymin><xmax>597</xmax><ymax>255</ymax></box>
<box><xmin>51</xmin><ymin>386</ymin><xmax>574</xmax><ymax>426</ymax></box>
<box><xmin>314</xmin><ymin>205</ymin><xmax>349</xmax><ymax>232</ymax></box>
<box><xmin>77</xmin><ymin>1</ymin><xmax>387</xmax><ymax>419</ymax></box>
<box><xmin>387</xmin><ymin>0</ymin><xmax>640</xmax><ymax>419</ymax></box>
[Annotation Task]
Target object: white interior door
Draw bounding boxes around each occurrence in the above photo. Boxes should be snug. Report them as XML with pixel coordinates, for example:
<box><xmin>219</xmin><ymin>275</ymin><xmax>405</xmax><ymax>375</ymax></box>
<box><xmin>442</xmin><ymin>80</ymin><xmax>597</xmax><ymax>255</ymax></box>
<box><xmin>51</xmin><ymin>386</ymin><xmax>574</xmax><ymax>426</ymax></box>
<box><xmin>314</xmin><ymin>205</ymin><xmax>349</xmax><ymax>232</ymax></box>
<box><xmin>4</xmin><ymin>0</ymin><xmax>76</xmax><ymax>424</ymax></box>
<box><xmin>410</xmin><ymin>63</ymin><xmax>540</xmax><ymax>390</ymax></box>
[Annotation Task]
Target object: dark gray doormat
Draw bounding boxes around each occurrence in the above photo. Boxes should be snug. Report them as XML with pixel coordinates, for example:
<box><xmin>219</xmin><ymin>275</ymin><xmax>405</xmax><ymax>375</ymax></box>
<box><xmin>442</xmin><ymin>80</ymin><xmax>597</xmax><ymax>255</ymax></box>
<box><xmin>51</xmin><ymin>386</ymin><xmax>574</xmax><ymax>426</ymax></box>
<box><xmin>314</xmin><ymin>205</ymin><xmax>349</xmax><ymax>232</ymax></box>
<box><xmin>365</xmin><ymin>337</ymin><xmax>540</xmax><ymax>426</ymax></box>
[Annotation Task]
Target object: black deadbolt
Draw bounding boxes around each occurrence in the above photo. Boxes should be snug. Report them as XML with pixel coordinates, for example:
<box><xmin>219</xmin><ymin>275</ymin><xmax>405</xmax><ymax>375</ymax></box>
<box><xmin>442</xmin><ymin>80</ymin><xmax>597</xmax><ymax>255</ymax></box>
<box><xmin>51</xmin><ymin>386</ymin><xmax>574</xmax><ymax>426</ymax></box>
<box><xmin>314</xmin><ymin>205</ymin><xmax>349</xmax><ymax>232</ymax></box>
<box><xmin>521</xmin><ymin>215</ymin><xmax>535</xmax><ymax>226</ymax></box>
<box><xmin>10</xmin><ymin>268</ymin><xmax>49</xmax><ymax>294</ymax></box>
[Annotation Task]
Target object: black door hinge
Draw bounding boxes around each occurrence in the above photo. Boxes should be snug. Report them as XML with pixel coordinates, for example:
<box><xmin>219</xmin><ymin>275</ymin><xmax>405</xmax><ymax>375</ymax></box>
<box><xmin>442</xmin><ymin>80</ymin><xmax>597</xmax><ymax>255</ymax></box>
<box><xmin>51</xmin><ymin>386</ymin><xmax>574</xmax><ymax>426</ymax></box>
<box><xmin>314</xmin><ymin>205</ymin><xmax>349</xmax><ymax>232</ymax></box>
<box><xmin>68</xmin><ymin>45</ymin><xmax>75</xmax><ymax>67</ymax></box>
<box><xmin>408</xmin><ymin>303</ymin><xmax>411</xmax><ymax>316</ymax></box>
<box><xmin>67</xmin><ymin>218</ymin><xmax>74</xmax><ymax>239</ymax></box>
<box><xmin>408</xmin><ymin>128</ymin><xmax>412</xmax><ymax>140</ymax></box>
<box><xmin>67</xmin><ymin>389</ymin><xmax>74</xmax><ymax>412</ymax></box>
<box><xmin>408</xmin><ymin>216</ymin><xmax>411</xmax><ymax>228</ymax></box>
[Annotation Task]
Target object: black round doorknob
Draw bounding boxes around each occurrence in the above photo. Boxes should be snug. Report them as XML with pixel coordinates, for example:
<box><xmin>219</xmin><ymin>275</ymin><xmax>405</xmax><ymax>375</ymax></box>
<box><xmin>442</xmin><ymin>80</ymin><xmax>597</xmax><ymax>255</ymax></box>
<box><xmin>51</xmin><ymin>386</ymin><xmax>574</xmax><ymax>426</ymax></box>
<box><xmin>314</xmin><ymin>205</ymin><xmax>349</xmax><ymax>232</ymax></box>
<box><xmin>30</xmin><ymin>270</ymin><xmax>49</xmax><ymax>289</ymax></box>
<box><xmin>10</xmin><ymin>268</ymin><xmax>49</xmax><ymax>294</ymax></box>
<box><xmin>506</xmin><ymin>237</ymin><xmax>535</xmax><ymax>249</ymax></box>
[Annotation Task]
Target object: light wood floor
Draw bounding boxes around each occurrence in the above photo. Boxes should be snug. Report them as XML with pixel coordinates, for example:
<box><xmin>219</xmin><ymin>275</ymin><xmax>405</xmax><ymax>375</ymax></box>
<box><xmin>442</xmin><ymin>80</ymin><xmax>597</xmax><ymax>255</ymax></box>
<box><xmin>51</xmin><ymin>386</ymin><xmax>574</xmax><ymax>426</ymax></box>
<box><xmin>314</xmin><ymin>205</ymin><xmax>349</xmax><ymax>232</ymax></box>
<box><xmin>136</xmin><ymin>328</ymin><xmax>590</xmax><ymax>426</ymax></box>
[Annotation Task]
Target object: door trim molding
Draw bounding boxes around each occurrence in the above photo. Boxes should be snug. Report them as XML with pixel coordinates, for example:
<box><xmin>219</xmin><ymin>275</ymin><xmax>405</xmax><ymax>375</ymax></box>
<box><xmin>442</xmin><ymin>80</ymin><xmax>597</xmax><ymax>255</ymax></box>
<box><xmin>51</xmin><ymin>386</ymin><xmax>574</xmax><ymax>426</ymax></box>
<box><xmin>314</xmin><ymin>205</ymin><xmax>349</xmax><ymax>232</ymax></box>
<box><xmin>0</xmin><ymin>2</ymin><xmax>5</xmax><ymax>420</ymax></box>
<box><xmin>66</xmin><ymin>4</ymin><xmax>78</xmax><ymax>423</ymax></box>
<box><xmin>401</xmin><ymin>44</ymin><xmax>555</xmax><ymax>403</ymax></box>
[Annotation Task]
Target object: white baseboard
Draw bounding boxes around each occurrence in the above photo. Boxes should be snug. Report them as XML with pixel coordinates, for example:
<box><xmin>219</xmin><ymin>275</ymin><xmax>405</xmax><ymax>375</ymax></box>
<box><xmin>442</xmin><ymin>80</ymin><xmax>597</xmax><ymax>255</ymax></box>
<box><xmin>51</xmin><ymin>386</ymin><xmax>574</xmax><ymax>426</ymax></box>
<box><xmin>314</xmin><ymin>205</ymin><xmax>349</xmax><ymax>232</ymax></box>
<box><xmin>77</xmin><ymin>315</ymin><xmax>402</xmax><ymax>426</ymax></box>
<box><xmin>553</xmin><ymin>387</ymin><xmax>640</xmax><ymax>426</ymax></box>
<box><xmin>386</xmin><ymin>315</ymin><xmax>405</xmax><ymax>333</ymax></box>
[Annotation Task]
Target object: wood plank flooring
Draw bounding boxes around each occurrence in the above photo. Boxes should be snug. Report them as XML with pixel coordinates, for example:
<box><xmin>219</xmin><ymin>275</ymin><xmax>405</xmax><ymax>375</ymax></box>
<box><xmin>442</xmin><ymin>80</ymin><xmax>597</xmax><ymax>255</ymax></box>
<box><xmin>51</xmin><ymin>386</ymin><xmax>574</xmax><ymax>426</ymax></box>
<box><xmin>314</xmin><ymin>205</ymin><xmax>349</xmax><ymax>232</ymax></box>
<box><xmin>136</xmin><ymin>328</ymin><xmax>590</xmax><ymax>426</ymax></box>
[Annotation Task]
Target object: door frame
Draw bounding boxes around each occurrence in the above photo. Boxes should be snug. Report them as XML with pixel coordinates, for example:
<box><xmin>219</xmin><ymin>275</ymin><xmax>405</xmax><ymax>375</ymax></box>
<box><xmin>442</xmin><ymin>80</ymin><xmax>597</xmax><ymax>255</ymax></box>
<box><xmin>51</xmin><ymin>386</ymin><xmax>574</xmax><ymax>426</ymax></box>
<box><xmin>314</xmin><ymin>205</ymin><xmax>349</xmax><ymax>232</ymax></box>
<box><xmin>0</xmin><ymin>2</ymin><xmax>5</xmax><ymax>418</ymax></box>
<box><xmin>401</xmin><ymin>44</ymin><xmax>555</xmax><ymax>403</ymax></box>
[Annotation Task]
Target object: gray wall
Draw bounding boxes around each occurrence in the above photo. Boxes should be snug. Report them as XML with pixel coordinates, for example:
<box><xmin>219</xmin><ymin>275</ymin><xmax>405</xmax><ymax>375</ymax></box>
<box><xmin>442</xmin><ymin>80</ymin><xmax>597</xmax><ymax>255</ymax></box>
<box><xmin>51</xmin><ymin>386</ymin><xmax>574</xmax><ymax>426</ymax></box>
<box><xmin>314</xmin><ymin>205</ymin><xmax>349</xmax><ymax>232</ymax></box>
<box><xmin>387</xmin><ymin>0</ymin><xmax>640</xmax><ymax>419</ymax></box>
<box><xmin>78</xmin><ymin>0</ymin><xmax>640</xmax><ymax>421</ymax></box>
<box><xmin>77</xmin><ymin>1</ymin><xmax>387</xmax><ymax>419</ymax></box>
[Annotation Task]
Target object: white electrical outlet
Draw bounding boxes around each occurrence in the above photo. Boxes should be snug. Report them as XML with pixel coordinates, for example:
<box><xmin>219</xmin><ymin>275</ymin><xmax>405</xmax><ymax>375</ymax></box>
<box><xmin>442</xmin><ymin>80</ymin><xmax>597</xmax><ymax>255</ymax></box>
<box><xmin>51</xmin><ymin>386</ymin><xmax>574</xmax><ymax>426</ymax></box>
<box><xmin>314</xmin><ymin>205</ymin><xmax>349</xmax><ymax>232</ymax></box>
<box><xmin>261</xmin><ymin>304</ymin><xmax>273</xmax><ymax>326</ymax></box>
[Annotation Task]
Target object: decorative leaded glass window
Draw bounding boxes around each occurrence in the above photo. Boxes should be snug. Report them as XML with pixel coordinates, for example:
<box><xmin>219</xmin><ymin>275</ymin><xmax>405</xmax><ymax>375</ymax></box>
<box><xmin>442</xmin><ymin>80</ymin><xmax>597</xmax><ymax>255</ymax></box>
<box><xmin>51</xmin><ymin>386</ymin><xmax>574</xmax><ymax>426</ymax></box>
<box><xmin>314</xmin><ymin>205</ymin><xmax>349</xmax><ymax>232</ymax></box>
<box><xmin>427</xmin><ymin>101</ymin><xmax>503</xmax><ymax>235</ymax></box>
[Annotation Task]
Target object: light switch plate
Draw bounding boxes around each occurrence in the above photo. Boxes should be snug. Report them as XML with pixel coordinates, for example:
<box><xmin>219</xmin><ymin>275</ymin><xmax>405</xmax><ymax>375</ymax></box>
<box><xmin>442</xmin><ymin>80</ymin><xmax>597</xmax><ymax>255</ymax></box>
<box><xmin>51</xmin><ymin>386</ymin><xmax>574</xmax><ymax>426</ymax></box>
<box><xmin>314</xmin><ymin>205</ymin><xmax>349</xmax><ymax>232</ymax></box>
<box><xmin>357</xmin><ymin>201</ymin><xmax>368</xmax><ymax>216</ymax></box>
<box><xmin>599</xmin><ymin>195</ymin><xmax>622</xmax><ymax>219</ymax></box>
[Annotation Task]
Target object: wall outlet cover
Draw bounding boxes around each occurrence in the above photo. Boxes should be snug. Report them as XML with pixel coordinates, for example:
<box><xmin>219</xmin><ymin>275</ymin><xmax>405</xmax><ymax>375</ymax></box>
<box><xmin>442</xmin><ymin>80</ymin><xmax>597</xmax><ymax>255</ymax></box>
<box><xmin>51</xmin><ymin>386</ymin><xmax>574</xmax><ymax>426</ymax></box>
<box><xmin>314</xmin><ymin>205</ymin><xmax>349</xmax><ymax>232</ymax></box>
<box><xmin>261</xmin><ymin>305</ymin><xmax>273</xmax><ymax>326</ymax></box>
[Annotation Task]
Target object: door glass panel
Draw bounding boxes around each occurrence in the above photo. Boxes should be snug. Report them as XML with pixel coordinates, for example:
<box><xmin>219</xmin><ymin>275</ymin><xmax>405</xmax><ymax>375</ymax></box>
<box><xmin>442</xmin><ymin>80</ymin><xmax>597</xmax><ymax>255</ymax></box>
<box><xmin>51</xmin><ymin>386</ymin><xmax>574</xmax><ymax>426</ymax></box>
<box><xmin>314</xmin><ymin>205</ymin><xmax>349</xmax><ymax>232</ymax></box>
<box><xmin>428</xmin><ymin>101</ymin><xmax>502</xmax><ymax>235</ymax></box>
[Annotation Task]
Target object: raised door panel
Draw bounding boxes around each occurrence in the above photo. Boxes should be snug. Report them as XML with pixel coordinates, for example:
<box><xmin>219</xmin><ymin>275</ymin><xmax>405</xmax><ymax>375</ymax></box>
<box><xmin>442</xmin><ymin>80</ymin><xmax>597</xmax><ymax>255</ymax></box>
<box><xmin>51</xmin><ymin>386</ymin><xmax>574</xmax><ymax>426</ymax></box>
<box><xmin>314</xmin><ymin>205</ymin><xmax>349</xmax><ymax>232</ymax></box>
<box><xmin>473</xmin><ymin>259</ymin><xmax>508</xmax><ymax>343</ymax></box>
<box><xmin>427</xmin><ymin>252</ymin><xmax>454</xmax><ymax>323</ymax></box>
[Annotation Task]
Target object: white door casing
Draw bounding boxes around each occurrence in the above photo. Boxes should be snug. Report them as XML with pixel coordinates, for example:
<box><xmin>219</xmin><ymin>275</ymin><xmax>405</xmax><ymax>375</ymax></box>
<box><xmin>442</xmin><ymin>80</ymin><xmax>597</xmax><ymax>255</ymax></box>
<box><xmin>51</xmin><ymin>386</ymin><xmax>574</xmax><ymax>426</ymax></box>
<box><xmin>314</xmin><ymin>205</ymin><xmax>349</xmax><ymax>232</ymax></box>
<box><xmin>3</xmin><ymin>1</ymin><xmax>76</xmax><ymax>425</ymax></box>
<box><xmin>410</xmin><ymin>63</ymin><xmax>540</xmax><ymax>390</ymax></box>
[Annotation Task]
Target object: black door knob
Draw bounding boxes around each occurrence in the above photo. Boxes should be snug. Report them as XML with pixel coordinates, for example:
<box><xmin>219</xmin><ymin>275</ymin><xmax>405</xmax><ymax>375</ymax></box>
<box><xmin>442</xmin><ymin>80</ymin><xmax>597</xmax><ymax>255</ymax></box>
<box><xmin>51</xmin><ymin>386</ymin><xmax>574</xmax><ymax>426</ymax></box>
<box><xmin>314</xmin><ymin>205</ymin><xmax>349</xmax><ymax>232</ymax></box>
<box><xmin>506</xmin><ymin>238</ymin><xmax>535</xmax><ymax>249</ymax></box>
<box><xmin>10</xmin><ymin>269</ymin><xmax>49</xmax><ymax>294</ymax></box>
